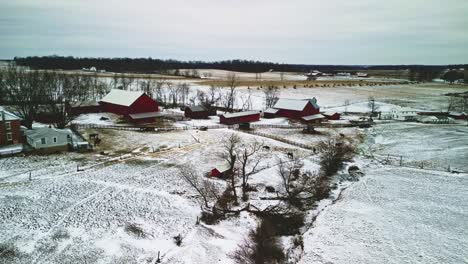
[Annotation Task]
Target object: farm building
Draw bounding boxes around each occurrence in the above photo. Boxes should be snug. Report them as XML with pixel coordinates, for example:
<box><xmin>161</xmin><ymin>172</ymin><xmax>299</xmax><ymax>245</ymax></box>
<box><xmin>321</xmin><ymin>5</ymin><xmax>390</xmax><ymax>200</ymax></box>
<box><xmin>322</xmin><ymin>111</ymin><xmax>341</xmax><ymax>120</ymax></box>
<box><xmin>390</xmin><ymin>107</ymin><xmax>419</xmax><ymax>121</ymax></box>
<box><xmin>184</xmin><ymin>105</ymin><xmax>215</xmax><ymax>119</ymax></box>
<box><xmin>24</xmin><ymin>127</ymin><xmax>90</xmax><ymax>153</ymax></box>
<box><xmin>211</xmin><ymin>164</ymin><xmax>231</xmax><ymax>178</ymax></box>
<box><xmin>220</xmin><ymin>111</ymin><xmax>260</xmax><ymax>125</ymax></box>
<box><xmin>99</xmin><ymin>89</ymin><xmax>161</xmax><ymax>123</ymax></box>
<box><xmin>263</xmin><ymin>108</ymin><xmax>279</xmax><ymax>118</ymax></box>
<box><xmin>448</xmin><ymin>112</ymin><xmax>467</xmax><ymax>120</ymax></box>
<box><xmin>0</xmin><ymin>110</ymin><xmax>22</xmax><ymax>146</ymax></box>
<box><xmin>68</xmin><ymin>101</ymin><xmax>101</xmax><ymax>116</ymax></box>
<box><xmin>272</xmin><ymin>98</ymin><xmax>320</xmax><ymax>119</ymax></box>
<box><xmin>301</xmin><ymin>114</ymin><xmax>325</xmax><ymax>124</ymax></box>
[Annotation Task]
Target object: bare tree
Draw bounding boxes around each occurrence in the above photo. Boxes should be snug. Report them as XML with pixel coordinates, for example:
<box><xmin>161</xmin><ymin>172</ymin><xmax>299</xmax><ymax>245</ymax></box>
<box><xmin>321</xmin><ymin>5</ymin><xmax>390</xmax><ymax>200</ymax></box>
<box><xmin>235</xmin><ymin>140</ymin><xmax>265</xmax><ymax>199</ymax></box>
<box><xmin>223</xmin><ymin>73</ymin><xmax>239</xmax><ymax>112</ymax></box>
<box><xmin>3</xmin><ymin>67</ymin><xmax>44</xmax><ymax>129</ymax></box>
<box><xmin>263</xmin><ymin>86</ymin><xmax>280</xmax><ymax>109</ymax></box>
<box><xmin>178</xmin><ymin>82</ymin><xmax>190</xmax><ymax>106</ymax></box>
<box><xmin>119</xmin><ymin>74</ymin><xmax>134</xmax><ymax>90</ymax></box>
<box><xmin>240</xmin><ymin>89</ymin><xmax>253</xmax><ymax>111</ymax></box>
<box><xmin>344</xmin><ymin>99</ymin><xmax>350</xmax><ymax>114</ymax></box>
<box><xmin>277</xmin><ymin>156</ymin><xmax>304</xmax><ymax>200</ymax></box>
<box><xmin>178</xmin><ymin>165</ymin><xmax>220</xmax><ymax>210</ymax></box>
<box><xmin>221</xmin><ymin>133</ymin><xmax>241</xmax><ymax>204</ymax></box>
<box><xmin>368</xmin><ymin>96</ymin><xmax>379</xmax><ymax>115</ymax></box>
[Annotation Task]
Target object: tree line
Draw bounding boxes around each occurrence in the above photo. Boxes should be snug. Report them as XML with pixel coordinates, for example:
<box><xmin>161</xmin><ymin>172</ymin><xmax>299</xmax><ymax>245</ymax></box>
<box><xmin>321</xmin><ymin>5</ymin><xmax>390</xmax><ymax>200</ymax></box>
<box><xmin>0</xmin><ymin>66</ymin><xmax>109</xmax><ymax>129</ymax></box>
<box><xmin>13</xmin><ymin>56</ymin><xmax>462</xmax><ymax>74</ymax></box>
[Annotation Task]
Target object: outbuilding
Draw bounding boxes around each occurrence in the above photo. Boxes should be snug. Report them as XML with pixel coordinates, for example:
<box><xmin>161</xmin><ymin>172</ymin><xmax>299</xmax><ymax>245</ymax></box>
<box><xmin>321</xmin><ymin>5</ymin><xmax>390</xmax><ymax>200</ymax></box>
<box><xmin>263</xmin><ymin>108</ymin><xmax>279</xmax><ymax>118</ymax></box>
<box><xmin>220</xmin><ymin>111</ymin><xmax>260</xmax><ymax>125</ymax></box>
<box><xmin>99</xmin><ymin>89</ymin><xmax>160</xmax><ymax>123</ymax></box>
<box><xmin>301</xmin><ymin>114</ymin><xmax>325</xmax><ymax>124</ymax></box>
<box><xmin>322</xmin><ymin>111</ymin><xmax>341</xmax><ymax>120</ymax></box>
<box><xmin>448</xmin><ymin>112</ymin><xmax>467</xmax><ymax>120</ymax></box>
<box><xmin>184</xmin><ymin>105</ymin><xmax>215</xmax><ymax>119</ymax></box>
<box><xmin>24</xmin><ymin>127</ymin><xmax>90</xmax><ymax>153</ymax></box>
<box><xmin>273</xmin><ymin>98</ymin><xmax>320</xmax><ymax>120</ymax></box>
<box><xmin>211</xmin><ymin>164</ymin><xmax>231</xmax><ymax>178</ymax></box>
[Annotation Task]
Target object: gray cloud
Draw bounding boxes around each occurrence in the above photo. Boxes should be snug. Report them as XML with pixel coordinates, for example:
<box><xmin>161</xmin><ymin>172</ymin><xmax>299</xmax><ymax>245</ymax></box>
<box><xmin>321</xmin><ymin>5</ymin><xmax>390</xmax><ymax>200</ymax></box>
<box><xmin>0</xmin><ymin>0</ymin><xmax>467</xmax><ymax>64</ymax></box>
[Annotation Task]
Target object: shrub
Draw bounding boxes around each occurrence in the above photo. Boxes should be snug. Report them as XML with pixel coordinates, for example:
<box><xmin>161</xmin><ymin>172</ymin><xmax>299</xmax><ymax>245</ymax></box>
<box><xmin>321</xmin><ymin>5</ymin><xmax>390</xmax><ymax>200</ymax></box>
<box><xmin>124</xmin><ymin>223</ymin><xmax>145</xmax><ymax>238</ymax></box>
<box><xmin>52</xmin><ymin>228</ymin><xmax>70</xmax><ymax>241</ymax></box>
<box><xmin>265</xmin><ymin>186</ymin><xmax>275</xmax><ymax>193</ymax></box>
<box><xmin>232</xmin><ymin>218</ymin><xmax>285</xmax><ymax>264</ymax></box>
<box><xmin>263</xmin><ymin>213</ymin><xmax>304</xmax><ymax>236</ymax></box>
<box><xmin>0</xmin><ymin>243</ymin><xmax>19</xmax><ymax>259</ymax></box>
<box><xmin>173</xmin><ymin>234</ymin><xmax>183</xmax><ymax>246</ymax></box>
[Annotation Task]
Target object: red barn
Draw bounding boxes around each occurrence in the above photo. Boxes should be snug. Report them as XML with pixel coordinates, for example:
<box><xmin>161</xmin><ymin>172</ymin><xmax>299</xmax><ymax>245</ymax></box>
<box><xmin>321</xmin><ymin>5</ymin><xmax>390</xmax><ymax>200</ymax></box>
<box><xmin>210</xmin><ymin>164</ymin><xmax>231</xmax><ymax>178</ymax></box>
<box><xmin>184</xmin><ymin>105</ymin><xmax>215</xmax><ymax>119</ymax></box>
<box><xmin>0</xmin><ymin>110</ymin><xmax>22</xmax><ymax>146</ymax></box>
<box><xmin>99</xmin><ymin>89</ymin><xmax>161</xmax><ymax>123</ymax></box>
<box><xmin>220</xmin><ymin>111</ymin><xmax>260</xmax><ymax>125</ymax></box>
<box><xmin>273</xmin><ymin>98</ymin><xmax>320</xmax><ymax>119</ymax></box>
<box><xmin>322</xmin><ymin>111</ymin><xmax>341</xmax><ymax>120</ymax></box>
<box><xmin>263</xmin><ymin>108</ymin><xmax>279</xmax><ymax>118</ymax></box>
<box><xmin>448</xmin><ymin>112</ymin><xmax>467</xmax><ymax>120</ymax></box>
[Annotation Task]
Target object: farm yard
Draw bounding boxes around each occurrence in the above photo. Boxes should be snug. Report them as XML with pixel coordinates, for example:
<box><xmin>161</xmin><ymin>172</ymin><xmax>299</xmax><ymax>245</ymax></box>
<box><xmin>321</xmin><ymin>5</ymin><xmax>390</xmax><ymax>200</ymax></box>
<box><xmin>1</xmin><ymin>67</ymin><xmax>468</xmax><ymax>264</ymax></box>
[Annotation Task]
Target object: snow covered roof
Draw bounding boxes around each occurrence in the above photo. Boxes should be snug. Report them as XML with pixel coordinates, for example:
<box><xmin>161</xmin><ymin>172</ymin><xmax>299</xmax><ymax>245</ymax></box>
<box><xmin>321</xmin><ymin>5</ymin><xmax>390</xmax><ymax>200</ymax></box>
<box><xmin>222</xmin><ymin>111</ymin><xmax>260</xmax><ymax>119</ymax></box>
<box><xmin>24</xmin><ymin>127</ymin><xmax>72</xmax><ymax>139</ymax></box>
<box><xmin>323</xmin><ymin>111</ymin><xmax>339</xmax><ymax>116</ymax></box>
<box><xmin>214</xmin><ymin>164</ymin><xmax>231</xmax><ymax>172</ymax></box>
<box><xmin>187</xmin><ymin>105</ymin><xmax>207</xmax><ymax>112</ymax></box>
<box><xmin>302</xmin><ymin>114</ymin><xmax>325</xmax><ymax>121</ymax></box>
<box><xmin>128</xmin><ymin>112</ymin><xmax>165</xmax><ymax>119</ymax></box>
<box><xmin>0</xmin><ymin>110</ymin><xmax>21</xmax><ymax>121</ymax></box>
<box><xmin>273</xmin><ymin>98</ymin><xmax>319</xmax><ymax>111</ymax></box>
<box><xmin>100</xmin><ymin>89</ymin><xmax>145</xmax><ymax>107</ymax></box>
<box><xmin>264</xmin><ymin>108</ymin><xmax>279</xmax><ymax>114</ymax></box>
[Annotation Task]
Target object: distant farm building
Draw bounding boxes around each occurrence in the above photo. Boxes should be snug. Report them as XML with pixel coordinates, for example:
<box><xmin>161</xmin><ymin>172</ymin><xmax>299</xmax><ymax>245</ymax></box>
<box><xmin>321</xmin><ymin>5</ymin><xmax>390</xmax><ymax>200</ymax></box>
<box><xmin>99</xmin><ymin>89</ymin><xmax>161</xmax><ymax>123</ymax></box>
<box><xmin>68</xmin><ymin>101</ymin><xmax>101</xmax><ymax>116</ymax></box>
<box><xmin>301</xmin><ymin>114</ymin><xmax>325</xmax><ymax>124</ymax></box>
<box><xmin>0</xmin><ymin>110</ymin><xmax>22</xmax><ymax>146</ymax></box>
<box><xmin>272</xmin><ymin>98</ymin><xmax>320</xmax><ymax>119</ymax></box>
<box><xmin>220</xmin><ymin>111</ymin><xmax>260</xmax><ymax>125</ymax></box>
<box><xmin>322</xmin><ymin>112</ymin><xmax>341</xmax><ymax>120</ymax></box>
<box><xmin>211</xmin><ymin>164</ymin><xmax>231</xmax><ymax>178</ymax></box>
<box><xmin>184</xmin><ymin>105</ymin><xmax>215</xmax><ymax>119</ymax></box>
<box><xmin>448</xmin><ymin>112</ymin><xmax>467</xmax><ymax>120</ymax></box>
<box><xmin>390</xmin><ymin>107</ymin><xmax>419</xmax><ymax>121</ymax></box>
<box><xmin>263</xmin><ymin>108</ymin><xmax>279</xmax><ymax>118</ymax></box>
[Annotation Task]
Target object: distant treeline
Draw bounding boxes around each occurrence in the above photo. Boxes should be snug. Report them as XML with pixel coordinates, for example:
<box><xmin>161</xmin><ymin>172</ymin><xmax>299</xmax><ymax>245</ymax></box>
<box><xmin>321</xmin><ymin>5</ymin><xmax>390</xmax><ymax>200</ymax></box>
<box><xmin>13</xmin><ymin>56</ymin><xmax>467</xmax><ymax>74</ymax></box>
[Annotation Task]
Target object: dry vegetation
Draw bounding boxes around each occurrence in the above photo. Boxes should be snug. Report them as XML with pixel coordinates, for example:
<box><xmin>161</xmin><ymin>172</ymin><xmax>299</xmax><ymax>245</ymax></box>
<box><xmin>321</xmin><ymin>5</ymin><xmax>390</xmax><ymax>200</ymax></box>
<box><xmin>197</xmin><ymin>79</ymin><xmax>407</xmax><ymax>87</ymax></box>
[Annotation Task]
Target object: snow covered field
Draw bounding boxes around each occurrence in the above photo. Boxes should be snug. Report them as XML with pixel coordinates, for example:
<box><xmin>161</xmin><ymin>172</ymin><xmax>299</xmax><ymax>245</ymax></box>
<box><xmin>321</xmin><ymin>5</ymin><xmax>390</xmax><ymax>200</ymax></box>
<box><xmin>1</xmin><ymin>78</ymin><xmax>467</xmax><ymax>263</ymax></box>
<box><xmin>0</xmin><ymin>128</ymin><xmax>314</xmax><ymax>263</ymax></box>
<box><xmin>300</xmin><ymin>122</ymin><xmax>468</xmax><ymax>264</ymax></box>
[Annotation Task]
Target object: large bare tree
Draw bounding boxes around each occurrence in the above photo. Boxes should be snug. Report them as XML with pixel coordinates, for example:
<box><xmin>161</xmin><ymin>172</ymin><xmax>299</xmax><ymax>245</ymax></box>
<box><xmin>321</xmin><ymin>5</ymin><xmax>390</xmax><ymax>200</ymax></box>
<box><xmin>3</xmin><ymin>67</ymin><xmax>44</xmax><ymax>129</ymax></box>
<box><xmin>222</xmin><ymin>73</ymin><xmax>239</xmax><ymax>112</ymax></box>
<box><xmin>263</xmin><ymin>86</ymin><xmax>280</xmax><ymax>109</ymax></box>
<box><xmin>235</xmin><ymin>140</ymin><xmax>265</xmax><ymax>199</ymax></box>
<box><xmin>220</xmin><ymin>133</ymin><xmax>241</xmax><ymax>204</ymax></box>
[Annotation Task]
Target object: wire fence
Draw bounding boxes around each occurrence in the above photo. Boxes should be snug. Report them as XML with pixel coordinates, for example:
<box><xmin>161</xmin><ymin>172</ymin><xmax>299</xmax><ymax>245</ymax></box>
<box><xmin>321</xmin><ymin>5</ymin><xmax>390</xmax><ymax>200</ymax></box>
<box><xmin>370</xmin><ymin>153</ymin><xmax>466</xmax><ymax>173</ymax></box>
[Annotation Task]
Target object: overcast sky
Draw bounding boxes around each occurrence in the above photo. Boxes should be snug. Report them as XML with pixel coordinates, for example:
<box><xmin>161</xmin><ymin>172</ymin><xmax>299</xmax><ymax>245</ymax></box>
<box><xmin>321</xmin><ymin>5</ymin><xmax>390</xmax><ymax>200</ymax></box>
<box><xmin>1</xmin><ymin>0</ymin><xmax>467</xmax><ymax>64</ymax></box>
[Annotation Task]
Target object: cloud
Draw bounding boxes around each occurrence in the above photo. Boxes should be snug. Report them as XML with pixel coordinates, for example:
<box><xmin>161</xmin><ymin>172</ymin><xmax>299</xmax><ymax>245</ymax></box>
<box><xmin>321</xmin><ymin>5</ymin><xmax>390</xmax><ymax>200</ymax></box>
<box><xmin>0</xmin><ymin>0</ymin><xmax>467</xmax><ymax>64</ymax></box>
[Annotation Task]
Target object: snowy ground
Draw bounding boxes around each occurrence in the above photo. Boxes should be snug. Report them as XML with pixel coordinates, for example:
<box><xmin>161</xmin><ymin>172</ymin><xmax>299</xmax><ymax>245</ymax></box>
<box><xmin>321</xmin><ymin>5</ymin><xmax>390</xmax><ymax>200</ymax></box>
<box><xmin>299</xmin><ymin>122</ymin><xmax>468</xmax><ymax>264</ymax></box>
<box><xmin>300</xmin><ymin>165</ymin><xmax>468</xmax><ymax>264</ymax></box>
<box><xmin>0</xmin><ymin>128</ymin><xmax>313</xmax><ymax>264</ymax></box>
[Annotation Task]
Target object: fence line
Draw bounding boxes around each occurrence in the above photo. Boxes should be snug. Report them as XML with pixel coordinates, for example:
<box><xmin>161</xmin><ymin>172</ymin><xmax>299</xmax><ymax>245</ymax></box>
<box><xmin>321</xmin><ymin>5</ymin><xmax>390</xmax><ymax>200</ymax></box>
<box><xmin>241</xmin><ymin>130</ymin><xmax>315</xmax><ymax>150</ymax></box>
<box><xmin>370</xmin><ymin>153</ymin><xmax>466</xmax><ymax>174</ymax></box>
